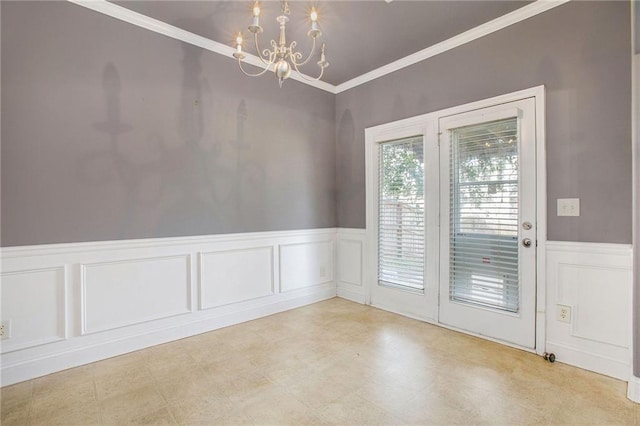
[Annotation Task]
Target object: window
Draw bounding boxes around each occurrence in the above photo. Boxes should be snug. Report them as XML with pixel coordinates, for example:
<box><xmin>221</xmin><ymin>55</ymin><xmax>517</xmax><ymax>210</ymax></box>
<box><xmin>449</xmin><ymin>118</ymin><xmax>520</xmax><ymax>312</ymax></box>
<box><xmin>378</xmin><ymin>137</ymin><xmax>425</xmax><ymax>291</ymax></box>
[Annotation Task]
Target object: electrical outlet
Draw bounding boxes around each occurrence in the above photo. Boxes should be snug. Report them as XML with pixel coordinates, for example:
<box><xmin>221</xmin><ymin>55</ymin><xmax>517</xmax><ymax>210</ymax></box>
<box><xmin>0</xmin><ymin>320</ymin><xmax>12</xmax><ymax>340</ymax></box>
<box><xmin>557</xmin><ymin>305</ymin><xmax>572</xmax><ymax>324</ymax></box>
<box><xmin>319</xmin><ymin>266</ymin><xmax>327</xmax><ymax>278</ymax></box>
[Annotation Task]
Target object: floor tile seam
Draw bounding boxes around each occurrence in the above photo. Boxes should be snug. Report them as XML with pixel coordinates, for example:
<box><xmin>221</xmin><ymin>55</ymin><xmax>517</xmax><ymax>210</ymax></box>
<box><xmin>92</xmin><ymin>359</ymin><xmax>153</xmax><ymax>382</ymax></box>
<box><xmin>90</xmin><ymin>375</ymin><xmax>105</xmax><ymax>426</ymax></box>
<box><xmin>25</xmin><ymin>380</ymin><xmax>35</xmax><ymax>422</ymax></box>
<box><xmin>27</xmin><ymin>379</ymin><xmax>101</xmax><ymax>423</ymax></box>
<box><xmin>146</xmin><ymin>356</ymin><xmax>184</xmax><ymax>424</ymax></box>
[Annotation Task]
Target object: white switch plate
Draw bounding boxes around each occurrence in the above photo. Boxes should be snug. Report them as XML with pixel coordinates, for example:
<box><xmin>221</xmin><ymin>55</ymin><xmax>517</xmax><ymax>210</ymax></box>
<box><xmin>557</xmin><ymin>198</ymin><xmax>580</xmax><ymax>216</ymax></box>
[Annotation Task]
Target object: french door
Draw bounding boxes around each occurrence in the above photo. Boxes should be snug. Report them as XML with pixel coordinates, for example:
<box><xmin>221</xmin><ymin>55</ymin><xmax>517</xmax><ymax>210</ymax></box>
<box><xmin>438</xmin><ymin>98</ymin><xmax>537</xmax><ymax>348</ymax></box>
<box><xmin>366</xmin><ymin>90</ymin><xmax>542</xmax><ymax>350</ymax></box>
<box><xmin>367</xmin><ymin>123</ymin><xmax>439</xmax><ymax>321</ymax></box>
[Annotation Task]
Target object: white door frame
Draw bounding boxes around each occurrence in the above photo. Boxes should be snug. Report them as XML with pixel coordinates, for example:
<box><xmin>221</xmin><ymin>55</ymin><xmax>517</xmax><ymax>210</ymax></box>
<box><xmin>365</xmin><ymin>85</ymin><xmax>547</xmax><ymax>354</ymax></box>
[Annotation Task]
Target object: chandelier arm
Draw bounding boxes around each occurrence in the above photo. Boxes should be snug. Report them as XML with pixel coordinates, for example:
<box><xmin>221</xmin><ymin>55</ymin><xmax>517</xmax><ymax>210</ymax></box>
<box><xmin>238</xmin><ymin>56</ymin><xmax>274</xmax><ymax>77</ymax></box>
<box><xmin>289</xmin><ymin>37</ymin><xmax>317</xmax><ymax>67</ymax></box>
<box><xmin>253</xmin><ymin>33</ymin><xmax>273</xmax><ymax>66</ymax></box>
<box><xmin>291</xmin><ymin>60</ymin><xmax>325</xmax><ymax>82</ymax></box>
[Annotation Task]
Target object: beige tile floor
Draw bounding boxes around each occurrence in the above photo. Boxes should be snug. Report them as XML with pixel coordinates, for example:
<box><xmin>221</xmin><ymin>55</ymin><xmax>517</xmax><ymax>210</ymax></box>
<box><xmin>1</xmin><ymin>297</ymin><xmax>638</xmax><ymax>425</ymax></box>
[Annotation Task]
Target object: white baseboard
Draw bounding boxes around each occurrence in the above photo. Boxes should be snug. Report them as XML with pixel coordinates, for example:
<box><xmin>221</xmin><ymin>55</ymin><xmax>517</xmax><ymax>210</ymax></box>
<box><xmin>337</xmin><ymin>286</ymin><xmax>366</xmax><ymax>304</ymax></box>
<box><xmin>628</xmin><ymin>375</ymin><xmax>640</xmax><ymax>403</ymax></box>
<box><xmin>0</xmin><ymin>228</ymin><xmax>337</xmax><ymax>386</ymax></box>
<box><xmin>545</xmin><ymin>341</ymin><xmax>630</xmax><ymax>381</ymax></box>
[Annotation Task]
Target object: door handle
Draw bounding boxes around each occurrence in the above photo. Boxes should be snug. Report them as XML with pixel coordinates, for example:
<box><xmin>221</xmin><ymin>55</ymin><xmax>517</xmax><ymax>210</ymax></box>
<box><xmin>522</xmin><ymin>238</ymin><xmax>532</xmax><ymax>248</ymax></box>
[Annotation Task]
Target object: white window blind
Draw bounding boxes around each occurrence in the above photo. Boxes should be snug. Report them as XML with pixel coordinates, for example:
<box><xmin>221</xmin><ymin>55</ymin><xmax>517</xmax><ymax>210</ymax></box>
<box><xmin>449</xmin><ymin>118</ymin><xmax>520</xmax><ymax>312</ymax></box>
<box><xmin>378</xmin><ymin>137</ymin><xmax>425</xmax><ymax>291</ymax></box>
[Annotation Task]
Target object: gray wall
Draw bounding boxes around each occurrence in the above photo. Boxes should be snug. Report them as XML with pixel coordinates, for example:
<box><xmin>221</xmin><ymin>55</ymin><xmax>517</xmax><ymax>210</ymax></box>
<box><xmin>336</xmin><ymin>1</ymin><xmax>632</xmax><ymax>244</ymax></box>
<box><xmin>635</xmin><ymin>0</ymin><xmax>639</xmax><ymax>54</ymax></box>
<box><xmin>1</xmin><ymin>1</ymin><xmax>336</xmax><ymax>246</ymax></box>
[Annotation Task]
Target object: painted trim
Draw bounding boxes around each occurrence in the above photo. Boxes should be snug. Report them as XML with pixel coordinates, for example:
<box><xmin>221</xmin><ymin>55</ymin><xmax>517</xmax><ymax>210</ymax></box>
<box><xmin>333</xmin><ymin>0</ymin><xmax>570</xmax><ymax>93</ymax></box>
<box><xmin>335</xmin><ymin>228</ymin><xmax>366</xmax><ymax>237</ymax></box>
<box><xmin>545</xmin><ymin>240</ymin><xmax>633</xmax><ymax>256</ymax></box>
<box><xmin>631</xmin><ymin>0</ymin><xmax>639</xmax><ymax>387</ymax></box>
<box><xmin>545</xmin><ymin>340</ymin><xmax>630</xmax><ymax>381</ymax></box>
<box><xmin>0</xmin><ymin>228</ymin><xmax>337</xmax><ymax>258</ymax></box>
<box><xmin>336</xmin><ymin>287</ymin><xmax>366</xmax><ymax>304</ymax></box>
<box><xmin>66</xmin><ymin>0</ymin><xmax>570</xmax><ymax>94</ymax></box>
<box><xmin>628</xmin><ymin>375</ymin><xmax>640</xmax><ymax>403</ymax></box>
<box><xmin>534</xmin><ymin>87</ymin><xmax>548</xmax><ymax>356</ymax></box>
<box><xmin>66</xmin><ymin>0</ymin><xmax>335</xmax><ymax>93</ymax></box>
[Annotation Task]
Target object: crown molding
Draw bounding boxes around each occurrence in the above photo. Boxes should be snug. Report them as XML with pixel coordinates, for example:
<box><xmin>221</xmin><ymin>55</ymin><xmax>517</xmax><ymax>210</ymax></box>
<box><xmin>68</xmin><ymin>0</ymin><xmax>570</xmax><ymax>95</ymax></box>
<box><xmin>67</xmin><ymin>0</ymin><xmax>337</xmax><ymax>93</ymax></box>
<box><xmin>334</xmin><ymin>0</ymin><xmax>570</xmax><ymax>93</ymax></box>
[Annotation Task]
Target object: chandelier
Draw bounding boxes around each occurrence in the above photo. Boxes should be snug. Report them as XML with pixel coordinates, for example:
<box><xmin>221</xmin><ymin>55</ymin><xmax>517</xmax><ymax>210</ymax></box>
<box><xmin>233</xmin><ymin>1</ymin><xmax>329</xmax><ymax>87</ymax></box>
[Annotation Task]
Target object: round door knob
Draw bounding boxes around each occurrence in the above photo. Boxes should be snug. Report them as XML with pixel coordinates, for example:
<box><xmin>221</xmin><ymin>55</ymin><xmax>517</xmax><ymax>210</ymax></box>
<box><xmin>522</xmin><ymin>238</ymin><xmax>532</xmax><ymax>247</ymax></box>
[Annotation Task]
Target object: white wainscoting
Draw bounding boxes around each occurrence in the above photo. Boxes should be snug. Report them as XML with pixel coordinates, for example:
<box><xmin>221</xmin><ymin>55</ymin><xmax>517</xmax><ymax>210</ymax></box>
<box><xmin>546</xmin><ymin>241</ymin><xmax>633</xmax><ymax>381</ymax></box>
<box><xmin>344</xmin><ymin>230</ymin><xmax>634</xmax><ymax>386</ymax></box>
<box><xmin>200</xmin><ymin>247</ymin><xmax>274</xmax><ymax>309</ymax></box>
<box><xmin>82</xmin><ymin>255</ymin><xmax>192</xmax><ymax>334</ymax></box>
<box><xmin>0</xmin><ymin>229</ymin><xmax>336</xmax><ymax>386</ymax></box>
<box><xmin>0</xmin><ymin>267</ymin><xmax>67</xmax><ymax>353</ymax></box>
<box><xmin>629</xmin><ymin>375</ymin><xmax>640</xmax><ymax>403</ymax></box>
<box><xmin>336</xmin><ymin>228</ymin><xmax>366</xmax><ymax>304</ymax></box>
<box><xmin>279</xmin><ymin>240</ymin><xmax>334</xmax><ymax>292</ymax></box>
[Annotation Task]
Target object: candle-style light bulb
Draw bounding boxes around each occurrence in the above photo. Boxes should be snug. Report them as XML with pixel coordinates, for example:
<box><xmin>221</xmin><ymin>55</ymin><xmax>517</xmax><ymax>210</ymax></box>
<box><xmin>308</xmin><ymin>7</ymin><xmax>321</xmax><ymax>38</ymax></box>
<box><xmin>249</xmin><ymin>2</ymin><xmax>262</xmax><ymax>33</ymax></box>
<box><xmin>235</xmin><ymin>32</ymin><xmax>243</xmax><ymax>53</ymax></box>
<box><xmin>233</xmin><ymin>32</ymin><xmax>246</xmax><ymax>59</ymax></box>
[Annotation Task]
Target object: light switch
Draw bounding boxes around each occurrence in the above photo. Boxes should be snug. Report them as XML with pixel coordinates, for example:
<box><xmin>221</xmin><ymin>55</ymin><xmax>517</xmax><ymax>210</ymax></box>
<box><xmin>557</xmin><ymin>198</ymin><xmax>580</xmax><ymax>216</ymax></box>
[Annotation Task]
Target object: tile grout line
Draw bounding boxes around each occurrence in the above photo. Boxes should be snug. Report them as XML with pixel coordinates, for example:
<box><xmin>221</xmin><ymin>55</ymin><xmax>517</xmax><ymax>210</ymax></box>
<box><xmin>25</xmin><ymin>380</ymin><xmax>35</xmax><ymax>425</ymax></box>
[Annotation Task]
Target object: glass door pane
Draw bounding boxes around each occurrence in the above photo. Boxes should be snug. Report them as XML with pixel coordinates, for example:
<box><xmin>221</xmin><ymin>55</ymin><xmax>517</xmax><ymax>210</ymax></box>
<box><xmin>378</xmin><ymin>137</ymin><xmax>425</xmax><ymax>291</ymax></box>
<box><xmin>449</xmin><ymin>118</ymin><xmax>520</xmax><ymax>312</ymax></box>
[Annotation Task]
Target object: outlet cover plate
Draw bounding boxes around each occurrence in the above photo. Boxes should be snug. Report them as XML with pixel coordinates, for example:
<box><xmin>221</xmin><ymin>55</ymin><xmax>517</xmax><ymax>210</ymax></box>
<box><xmin>0</xmin><ymin>320</ymin><xmax>11</xmax><ymax>340</ymax></box>
<box><xmin>557</xmin><ymin>304</ymin><xmax>572</xmax><ymax>323</ymax></box>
